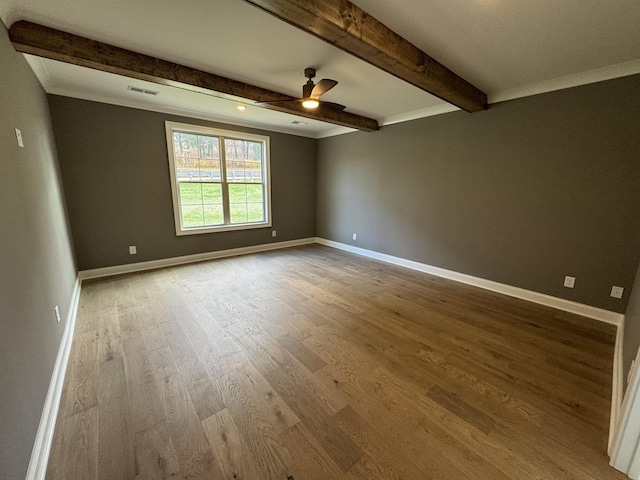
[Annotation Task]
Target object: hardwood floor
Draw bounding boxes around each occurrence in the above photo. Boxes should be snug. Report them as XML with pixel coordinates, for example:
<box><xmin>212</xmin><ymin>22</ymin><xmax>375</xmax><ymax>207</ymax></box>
<box><xmin>46</xmin><ymin>245</ymin><xmax>626</xmax><ymax>479</ymax></box>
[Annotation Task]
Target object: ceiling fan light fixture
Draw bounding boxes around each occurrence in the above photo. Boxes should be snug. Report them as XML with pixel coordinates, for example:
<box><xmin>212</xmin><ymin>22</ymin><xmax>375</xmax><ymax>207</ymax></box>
<box><xmin>301</xmin><ymin>98</ymin><xmax>319</xmax><ymax>109</ymax></box>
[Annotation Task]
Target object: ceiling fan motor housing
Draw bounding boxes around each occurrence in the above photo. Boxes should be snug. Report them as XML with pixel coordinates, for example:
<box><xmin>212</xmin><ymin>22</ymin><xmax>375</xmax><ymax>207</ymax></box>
<box><xmin>303</xmin><ymin>68</ymin><xmax>317</xmax><ymax>98</ymax></box>
<box><xmin>303</xmin><ymin>81</ymin><xmax>315</xmax><ymax>99</ymax></box>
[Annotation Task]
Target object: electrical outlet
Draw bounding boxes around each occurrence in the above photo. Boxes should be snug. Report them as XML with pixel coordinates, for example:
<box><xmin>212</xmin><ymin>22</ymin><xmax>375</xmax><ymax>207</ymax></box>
<box><xmin>54</xmin><ymin>305</ymin><xmax>61</xmax><ymax>323</ymax></box>
<box><xmin>611</xmin><ymin>286</ymin><xmax>624</xmax><ymax>299</ymax></box>
<box><xmin>563</xmin><ymin>276</ymin><xmax>575</xmax><ymax>288</ymax></box>
<box><xmin>129</xmin><ymin>245</ymin><xmax>137</xmax><ymax>255</ymax></box>
<box><xmin>272</xmin><ymin>230</ymin><xmax>277</xmax><ymax>237</ymax></box>
<box><xmin>15</xmin><ymin>128</ymin><xmax>24</xmax><ymax>148</ymax></box>
<box><xmin>352</xmin><ymin>233</ymin><xmax>357</xmax><ymax>241</ymax></box>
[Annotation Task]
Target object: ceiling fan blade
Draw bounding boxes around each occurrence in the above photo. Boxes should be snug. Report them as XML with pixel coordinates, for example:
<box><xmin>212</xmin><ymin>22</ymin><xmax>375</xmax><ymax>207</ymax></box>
<box><xmin>255</xmin><ymin>99</ymin><xmax>300</xmax><ymax>105</ymax></box>
<box><xmin>311</xmin><ymin>79</ymin><xmax>338</xmax><ymax>98</ymax></box>
<box><xmin>321</xmin><ymin>101</ymin><xmax>346</xmax><ymax>111</ymax></box>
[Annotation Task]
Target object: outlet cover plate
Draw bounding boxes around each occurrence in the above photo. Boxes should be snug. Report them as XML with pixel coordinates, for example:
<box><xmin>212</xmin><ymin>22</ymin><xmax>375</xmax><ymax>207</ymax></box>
<box><xmin>564</xmin><ymin>276</ymin><xmax>575</xmax><ymax>288</ymax></box>
<box><xmin>611</xmin><ymin>286</ymin><xmax>624</xmax><ymax>299</ymax></box>
<box><xmin>129</xmin><ymin>245</ymin><xmax>137</xmax><ymax>255</ymax></box>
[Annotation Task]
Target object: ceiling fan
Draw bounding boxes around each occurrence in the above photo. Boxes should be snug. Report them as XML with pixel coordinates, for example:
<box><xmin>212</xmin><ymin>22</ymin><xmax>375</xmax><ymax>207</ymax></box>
<box><xmin>259</xmin><ymin>68</ymin><xmax>346</xmax><ymax>110</ymax></box>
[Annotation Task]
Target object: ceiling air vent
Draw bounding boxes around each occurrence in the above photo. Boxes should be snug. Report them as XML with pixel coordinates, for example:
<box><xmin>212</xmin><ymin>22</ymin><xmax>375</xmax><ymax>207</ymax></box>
<box><xmin>291</xmin><ymin>120</ymin><xmax>308</xmax><ymax>126</ymax></box>
<box><xmin>127</xmin><ymin>86</ymin><xmax>159</xmax><ymax>96</ymax></box>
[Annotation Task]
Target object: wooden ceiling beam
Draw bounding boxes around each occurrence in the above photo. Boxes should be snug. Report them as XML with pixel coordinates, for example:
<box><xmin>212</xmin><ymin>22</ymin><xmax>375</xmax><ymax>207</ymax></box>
<box><xmin>243</xmin><ymin>0</ymin><xmax>487</xmax><ymax>112</ymax></box>
<box><xmin>8</xmin><ymin>21</ymin><xmax>379</xmax><ymax>132</ymax></box>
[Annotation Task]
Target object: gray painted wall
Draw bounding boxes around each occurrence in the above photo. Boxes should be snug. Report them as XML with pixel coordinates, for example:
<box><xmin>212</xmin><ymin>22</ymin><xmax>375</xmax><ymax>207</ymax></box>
<box><xmin>0</xmin><ymin>23</ymin><xmax>77</xmax><ymax>480</ymax></box>
<box><xmin>317</xmin><ymin>75</ymin><xmax>640</xmax><ymax>313</ymax></box>
<box><xmin>48</xmin><ymin>96</ymin><xmax>317</xmax><ymax>271</ymax></box>
<box><xmin>624</xmin><ymin>265</ymin><xmax>640</xmax><ymax>385</ymax></box>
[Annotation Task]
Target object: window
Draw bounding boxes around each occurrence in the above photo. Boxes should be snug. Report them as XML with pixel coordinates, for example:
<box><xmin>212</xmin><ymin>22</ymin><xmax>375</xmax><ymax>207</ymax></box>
<box><xmin>165</xmin><ymin>122</ymin><xmax>271</xmax><ymax>235</ymax></box>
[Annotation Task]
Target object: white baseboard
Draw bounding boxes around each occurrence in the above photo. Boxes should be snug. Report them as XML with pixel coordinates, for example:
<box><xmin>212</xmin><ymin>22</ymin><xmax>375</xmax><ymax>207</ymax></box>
<box><xmin>610</xmin><ymin>343</ymin><xmax>640</xmax><ymax>478</ymax></box>
<box><xmin>26</xmin><ymin>277</ymin><xmax>82</xmax><ymax>480</ymax></box>
<box><xmin>315</xmin><ymin>238</ymin><xmax>624</xmax><ymax>326</ymax></box>
<box><xmin>610</xmin><ymin>320</ymin><xmax>626</xmax><ymax>454</ymax></box>
<box><xmin>79</xmin><ymin>238</ymin><xmax>316</xmax><ymax>280</ymax></box>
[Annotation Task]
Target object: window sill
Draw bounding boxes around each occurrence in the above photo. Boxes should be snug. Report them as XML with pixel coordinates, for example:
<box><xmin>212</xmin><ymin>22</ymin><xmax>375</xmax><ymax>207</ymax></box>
<box><xmin>175</xmin><ymin>221</ymin><xmax>272</xmax><ymax>236</ymax></box>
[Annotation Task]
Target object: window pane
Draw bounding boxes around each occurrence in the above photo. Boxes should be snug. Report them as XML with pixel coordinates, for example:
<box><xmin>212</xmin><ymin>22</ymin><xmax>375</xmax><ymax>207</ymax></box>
<box><xmin>199</xmin><ymin>158</ymin><xmax>221</xmax><ymax>182</ymax></box>
<box><xmin>175</xmin><ymin>157</ymin><xmax>199</xmax><ymax>183</ymax></box>
<box><xmin>244</xmin><ymin>161</ymin><xmax>262</xmax><ymax>183</ymax></box>
<box><xmin>174</xmin><ymin>133</ymin><xmax>200</xmax><ymax>158</ymax></box>
<box><xmin>228</xmin><ymin>184</ymin><xmax>263</xmax><ymax>223</ymax></box>
<box><xmin>203</xmin><ymin>205</ymin><xmax>224</xmax><ymax>225</ymax></box>
<box><xmin>246</xmin><ymin>184</ymin><xmax>263</xmax><ymax>203</ymax></box>
<box><xmin>228</xmin><ymin>184</ymin><xmax>247</xmax><ymax>204</ymax></box>
<box><xmin>247</xmin><ymin>202</ymin><xmax>264</xmax><ymax>222</ymax></box>
<box><xmin>229</xmin><ymin>184</ymin><xmax>247</xmax><ymax>224</ymax></box>
<box><xmin>225</xmin><ymin>138</ymin><xmax>262</xmax><ymax>183</ymax></box>
<box><xmin>179</xmin><ymin>182</ymin><xmax>203</xmax><ymax>204</ymax></box>
<box><xmin>181</xmin><ymin>205</ymin><xmax>204</xmax><ymax>228</ymax></box>
<box><xmin>202</xmin><ymin>183</ymin><xmax>222</xmax><ymax>204</ymax></box>
<box><xmin>230</xmin><ymin>203</ymin><xmax>248</xmax><ymax>224</ymax></box>
<box><xmin>198</xmin><ymin>135</ymin><xmax>219</xmax><ymax>160</ymax></box>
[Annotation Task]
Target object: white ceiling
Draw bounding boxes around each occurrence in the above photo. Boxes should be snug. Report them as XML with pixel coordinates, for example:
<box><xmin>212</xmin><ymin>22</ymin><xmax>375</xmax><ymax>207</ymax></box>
<box><xmin>2</xmin><ymin>0</ymin><xmax>640</xmax><ymax>138</ymax></box>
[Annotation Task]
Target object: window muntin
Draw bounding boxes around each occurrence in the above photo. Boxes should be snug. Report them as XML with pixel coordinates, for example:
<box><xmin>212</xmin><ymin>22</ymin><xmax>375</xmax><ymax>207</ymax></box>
<box><xmin>166</xmin><ymin>122</ymin><xmax>271</xmax><ymax>235</ymax></box>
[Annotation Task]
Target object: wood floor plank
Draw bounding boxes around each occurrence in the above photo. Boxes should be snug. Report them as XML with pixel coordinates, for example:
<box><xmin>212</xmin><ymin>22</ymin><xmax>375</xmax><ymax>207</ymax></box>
<box><xmin>333</xmin><ymin>405</ymin><xmax>437</xmax><ymax>480</ymax></box>
<box><xmin>187</xmin><ymin>376</ymin><xmax>225</xmax><ymax>421</ymax></box>
<box><xmin>46</xmin><ymin>245</ymin><xmax>624</xmax><ymax>480</ymax></box>
<box><xmin>220</xmin><ymin>370</ymin><xmax>293</xmax><ymax>478</ymax></box>
<box><xmin>429</xmin><ymin>355</ymin><xmax>546</xmax><ymax>427</ymax></box>
<box><xmin>201</xmin><ymin>408</ymin><xmax>263</xmax><ymax>480</ymax></box>
<box><xmin>118</xmin><ymin>310</ymin><xmax>141</xmax><ymax>340</ymax></box>
<box><xmin>97</xmin><ymin>308</ymin><xmax>123</xmax><ymax>364</ymax></box>
<box><xmin>225</xmin><ymin>353</ymin><xmax>301</xmax><ymax>434</ymax></box>
<box><xmin>156</xmin><ymin>373</ymin><xmax>222</xmax><ymax>479</ymax></box>
<box><xmin>46</xmin><ymin>407</ymin><xmax>98</xmax><ymax>480</ymax></box>
<box><xmin>148</xmin><ymin>345</ymin><xmax>180</xmax><ymax>383</ymax></box>
<box><xmin>313</xmin><ymin>364</ymin><xmax>507</xmax><ymax>480</ymax></box>
<box><xmin>122</xmin><ymin>336</ymin><xmax>165</xmax><ymax>434</ymax></box>
<box><xmin>63</xmin><ymin>330</ymin><xmax>99</xmax><ymax>417</ymax></box>
<box><xmin>164</xmin><ymin>324</ymin><xmax>210</xmax><ymax>388</ymax></box>
<box><xmin>427</xmin><ymin>384</ymin><xmax>496</xmax><ymax>434</ymax></box>
<box><xmin>264</xmin><ymin>364</ymin><xmax>364</xmax><ymax>472</ymax></box>
<box><xmin>281</xmin><ymin>423</ymin><xmax>349</xmax><ymax>480</ymax></box>
<box><xmin>277</xmin><ymin>352</ymin><xmax>347</xmax><ymax>417</ymax></box>
<box><xmin>97</xmin><ymin>357</ymin><xmax>135</xmax><ymax>479</ymax></box>
<box><xmin>182</xmin><ymin>313</ymin><xmax>239</xmax><ymax>380</ymax></box>
<box><xmin>134</xmin><ymin>422</ymin><xmax>181</xmax><ymax>479</ymax></box>
<box><xmin>226</xmin><ymin>325</ymin><xmax>282</xmax><ymax>375</ymax></box>
<box><xmin>277</xmin><ymin>333</ymin><xmax>327</xmax><ymax>372</ymax></box>
<box><xmin>137</xmin><ymin>309</ymin><xmax>169</xmax><ymax>353</ymax></box>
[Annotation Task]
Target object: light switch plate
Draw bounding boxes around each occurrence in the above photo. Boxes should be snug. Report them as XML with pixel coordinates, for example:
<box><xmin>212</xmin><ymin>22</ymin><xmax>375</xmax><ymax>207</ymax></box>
<box><xmin>15</xmin><ymin>128</ymin><xmax>24</xmax><ymax>148</ymax></box>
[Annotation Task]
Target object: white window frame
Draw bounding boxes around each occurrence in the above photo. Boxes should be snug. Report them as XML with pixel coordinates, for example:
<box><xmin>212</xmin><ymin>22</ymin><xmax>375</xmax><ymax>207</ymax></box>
<box><xmin>165</xmin><ymin>121</ymin><xmax>272</xmax><ymax>236</ymax></box>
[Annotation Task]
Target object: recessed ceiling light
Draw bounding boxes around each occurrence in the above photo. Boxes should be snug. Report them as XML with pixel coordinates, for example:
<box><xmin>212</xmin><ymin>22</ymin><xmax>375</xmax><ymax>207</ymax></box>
<box><xmin>291</xmin><ymin>121</ymin><xmax>308</xmax><ymax>126</ymax></box>
<box><xmin>236</xmin><ymin>105</ymin><xmax>247</xmax><ymax>111</ymax></box>
<box><xmin>127</xmin><ymin>85</ymin><xmax>159</xmax><ymax>96</ymax></box>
